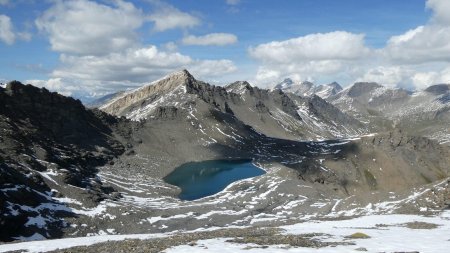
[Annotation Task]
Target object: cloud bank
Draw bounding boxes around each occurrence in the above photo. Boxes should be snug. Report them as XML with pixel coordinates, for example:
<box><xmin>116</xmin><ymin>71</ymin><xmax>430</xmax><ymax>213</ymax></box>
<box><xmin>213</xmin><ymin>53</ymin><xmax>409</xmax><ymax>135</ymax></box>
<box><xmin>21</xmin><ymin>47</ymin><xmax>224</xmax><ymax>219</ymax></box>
<box><xmin>250</xmin><ymin>0</ymin><xmax>450</xmax><ymax>90</ymax></box>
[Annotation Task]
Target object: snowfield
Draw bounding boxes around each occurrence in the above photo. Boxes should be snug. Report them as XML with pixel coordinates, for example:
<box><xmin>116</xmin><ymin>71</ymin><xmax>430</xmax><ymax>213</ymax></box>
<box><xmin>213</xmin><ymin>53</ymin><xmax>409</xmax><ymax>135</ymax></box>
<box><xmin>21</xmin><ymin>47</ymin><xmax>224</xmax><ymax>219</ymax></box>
<box><xmin>1</xmin><ymin>211</ymin><xmax>449</xmax><ymax>253</ymax></box>
<box><xmin>169</xmin><ymin>211</ymin><xmax>450</xmax><ymax>253</ymax></box>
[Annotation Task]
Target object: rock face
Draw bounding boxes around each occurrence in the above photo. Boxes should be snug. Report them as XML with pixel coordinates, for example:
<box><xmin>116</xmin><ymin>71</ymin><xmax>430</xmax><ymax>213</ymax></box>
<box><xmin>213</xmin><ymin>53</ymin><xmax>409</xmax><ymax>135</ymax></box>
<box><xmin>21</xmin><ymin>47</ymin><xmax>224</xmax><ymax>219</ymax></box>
<box><xmin>0</xmin><ymin>81</ymin><xmax>127</xmax><ymax>241</ymax></box>
<box><xmin>322</xmin><ymin>130</ymin><xmax>450</xmax><ymax>193</ymax></box>
<box><xmin>327</xmin><ymin>81</ymin><xmax>450</xmax><ymax>144</ymax></box>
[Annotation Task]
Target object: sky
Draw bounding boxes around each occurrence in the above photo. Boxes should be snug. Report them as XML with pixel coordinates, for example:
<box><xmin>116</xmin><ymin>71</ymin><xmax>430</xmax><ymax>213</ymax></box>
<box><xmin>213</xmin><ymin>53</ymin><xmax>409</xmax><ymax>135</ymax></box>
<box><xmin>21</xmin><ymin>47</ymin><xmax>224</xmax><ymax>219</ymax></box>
<box><xmin>0</xmin><ymin>0</ymin><xmax>449</xmax><ymax>101</ymax></box>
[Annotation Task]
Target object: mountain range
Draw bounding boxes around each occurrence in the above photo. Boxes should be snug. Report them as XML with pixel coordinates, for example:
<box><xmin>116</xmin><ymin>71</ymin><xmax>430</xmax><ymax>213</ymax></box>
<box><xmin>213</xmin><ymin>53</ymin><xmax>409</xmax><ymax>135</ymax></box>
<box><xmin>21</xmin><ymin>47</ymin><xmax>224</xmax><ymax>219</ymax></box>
<box><xmin>1</xmin><ymin>70</ymin><xmax>449</xmax><ymax>244</ymax></box>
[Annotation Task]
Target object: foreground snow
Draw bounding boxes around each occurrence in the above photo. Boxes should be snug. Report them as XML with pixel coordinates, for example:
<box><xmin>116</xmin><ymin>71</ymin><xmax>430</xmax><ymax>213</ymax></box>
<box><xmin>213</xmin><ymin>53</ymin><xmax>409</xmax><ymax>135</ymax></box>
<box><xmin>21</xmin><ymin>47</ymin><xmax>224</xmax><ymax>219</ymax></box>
<box><xmin>1</xmin><ymin>211</ymin><xmax>449</xmax><ymax>253</ymax></box>
<box><xmin>167</xmin><ymin>211</ymin><xmax>450</xmax><ymax>253</ymax></box>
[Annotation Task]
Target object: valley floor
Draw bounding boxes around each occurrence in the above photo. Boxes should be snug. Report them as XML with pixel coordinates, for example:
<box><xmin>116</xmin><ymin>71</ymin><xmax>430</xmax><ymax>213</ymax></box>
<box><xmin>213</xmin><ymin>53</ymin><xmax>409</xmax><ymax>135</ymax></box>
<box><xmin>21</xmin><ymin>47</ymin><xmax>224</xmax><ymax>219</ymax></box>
<box><xmin>1</xmin><ymin>211</ymin><xmax>449</xmax><ymax>253</ymax></box>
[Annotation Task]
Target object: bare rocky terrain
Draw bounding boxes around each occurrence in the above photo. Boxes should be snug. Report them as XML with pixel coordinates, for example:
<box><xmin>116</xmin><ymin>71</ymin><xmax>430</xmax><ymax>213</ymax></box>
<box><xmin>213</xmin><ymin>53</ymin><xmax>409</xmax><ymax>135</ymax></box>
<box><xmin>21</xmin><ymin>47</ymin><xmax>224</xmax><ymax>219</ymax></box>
<box><xmin>1</xmin><ymin>71</ymin><xmax>450</xmax><ymax>252</ymax></box>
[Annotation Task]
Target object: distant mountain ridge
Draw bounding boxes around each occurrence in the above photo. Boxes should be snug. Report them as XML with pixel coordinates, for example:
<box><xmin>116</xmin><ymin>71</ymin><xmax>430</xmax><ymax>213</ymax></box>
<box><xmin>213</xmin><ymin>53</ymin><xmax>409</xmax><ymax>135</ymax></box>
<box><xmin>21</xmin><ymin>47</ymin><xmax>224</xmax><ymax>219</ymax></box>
<box><xmin>327</xmin><ymin>82</ymin><xmax>450</xmax><ymax>144</ymax></box>
<box><xmin>274</xmin><ymin>78</ymin><xmax>343</xmax><ymax>99</ymax></box>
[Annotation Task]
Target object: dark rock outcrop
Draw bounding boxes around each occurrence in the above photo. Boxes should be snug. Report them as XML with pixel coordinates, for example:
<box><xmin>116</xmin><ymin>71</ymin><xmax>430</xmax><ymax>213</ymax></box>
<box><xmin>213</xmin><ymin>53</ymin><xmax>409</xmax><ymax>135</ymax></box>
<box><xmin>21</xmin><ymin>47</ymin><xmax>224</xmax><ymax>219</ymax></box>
<box><xmin>0</xmin><ymin>81</ymin><xmax>126</xmax><ymax>241</ymax></box>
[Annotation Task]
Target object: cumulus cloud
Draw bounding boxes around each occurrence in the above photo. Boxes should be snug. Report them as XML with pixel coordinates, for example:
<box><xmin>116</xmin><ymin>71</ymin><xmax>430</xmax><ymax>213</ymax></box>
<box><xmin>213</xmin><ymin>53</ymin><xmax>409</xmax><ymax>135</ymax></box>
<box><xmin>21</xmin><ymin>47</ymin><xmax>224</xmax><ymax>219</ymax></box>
<box><xmin>354</xmin><ymin>63</ymin><xmax>450</xmax><ymax>90</ymax></box>
<box><xmin>250</xmin><ymin>0</ymin><xmax>450</xmax><ymax>89</ymax></box>
<box><xmin>52</xmin><ymin>45</ymin><xmax>236</xmax><ymax>82</ymax></box>
<box><xmin>356</xmin><ymin>66</ymin><xmax>414</xmax><ymax>88</ymax></box>
<box><xmin>53</xmin><ymin>46</ymin><xmax>192</xmax><ymax>82</ymax></box>
<box><xmin>26</xmin><ymin>78</ymin><xmax>79</xmax><ymax>97</ymax></box>
<box><xmin>249</xmin><ymin>31</ymin><xmax>370</xmax><ymax>63</ymax></box>
<box><xmin>381</xmin><ymin>0</ymin><xmax>450</xmax><ymax>65</ymax></box>
<box><xmin>361</xmin><ymin>0</ymin><xmax>450</xmax><ymax>88</ymax></box>
<box><xmin>182</xmin><ymin>33</ymin><xmax>238</xmax><ymax>46</ymax></box>
<box><xmin>249</xmin><ymin>31</ymin><xmax>372</xmax><ymax>87</ymax></box>
<box><xmin>412</xmin><ymin>67</ymin><xmax>450</xmax><ymax>88</ymax></box>
<box><xmin>0</xmin><ymin>15</ymin><xmax>15</xmax><ymax>45</ymax></box>
<box><xmin>35</xmin><ymin>0</ymin><xmax>144</xmax><ymax>55</ymax></box>
<box><xmin>37</xmin><ymin>45</ymin><xmax>236</xmax><ymax>96</ymax></box>
<box><xmin>427</xmin><ymin>0</ymin><xmax>450</xmax><ymax>25</ymax></box>
<box><xmin>31</xmin><ymin>0</ymin><xmax>237</xmax><ymax>98</ymax></box>
<box><xmin>148</xmin><ymin>4</ymin><xmax>200</xmax><ymax>32</ymax></box>
<box><xmin>384</xmin><ymin>25</ymin><xmax>450</xmax><ymax>64</ymax></box>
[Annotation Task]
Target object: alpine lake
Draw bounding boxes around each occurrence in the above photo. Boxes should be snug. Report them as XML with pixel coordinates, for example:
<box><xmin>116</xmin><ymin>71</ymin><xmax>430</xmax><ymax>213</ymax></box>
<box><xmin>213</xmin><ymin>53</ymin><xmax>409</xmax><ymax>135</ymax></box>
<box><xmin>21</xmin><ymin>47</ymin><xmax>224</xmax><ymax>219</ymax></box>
<box><xmin>163</xmin><ymin>159</ymin><xmax>266</xmax><ymax>200</ymax></box>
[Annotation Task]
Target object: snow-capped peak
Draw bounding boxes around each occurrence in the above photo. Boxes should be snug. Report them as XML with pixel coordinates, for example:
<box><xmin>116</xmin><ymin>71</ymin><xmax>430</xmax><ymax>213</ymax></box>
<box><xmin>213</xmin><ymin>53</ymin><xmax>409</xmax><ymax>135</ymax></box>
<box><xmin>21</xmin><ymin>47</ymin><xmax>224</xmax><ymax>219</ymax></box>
<box><xmin>274</xmin><ymin>78</ymin><xmax>294</xmax><ymax>90</ymax></box>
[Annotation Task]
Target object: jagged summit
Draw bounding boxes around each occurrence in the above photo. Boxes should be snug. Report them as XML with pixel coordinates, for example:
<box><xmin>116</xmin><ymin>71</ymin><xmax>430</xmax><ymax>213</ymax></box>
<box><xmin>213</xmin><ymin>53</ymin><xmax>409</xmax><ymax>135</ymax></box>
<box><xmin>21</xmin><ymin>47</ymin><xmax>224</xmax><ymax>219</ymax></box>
<box><xmin>100</xmin><ymin>69</ymin><xmax>197</xmax><ymax>116</ymax></box>
<box><xmin>225</xmin><ymin>81</ymin><xmax>252</xmax><ymax>94</ymax></box>
<box><xmin>274</xmin><ymin>79</ymin><xmax>314</xmax><ymax>96</ymax></box>
<box><xmin>312</xmin><ymin>82</ymin><xmax>343</xmax><ymax>98</ymax></box>
<box><xmin>327</xmin><ymin>81</ymin><xmax>342</xmax><ymax>91</ymax></box>
<box><xmin>274</xmin><ymin>78</ymin><xmax>294</xmax><ymax>90</ymax></box>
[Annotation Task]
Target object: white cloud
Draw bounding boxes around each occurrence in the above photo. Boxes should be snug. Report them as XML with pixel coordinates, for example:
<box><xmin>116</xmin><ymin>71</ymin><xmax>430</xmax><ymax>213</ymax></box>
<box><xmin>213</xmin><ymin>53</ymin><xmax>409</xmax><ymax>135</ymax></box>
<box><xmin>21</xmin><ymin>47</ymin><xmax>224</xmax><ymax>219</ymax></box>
<box><xmin>249</xmin><ymin>0</ymin><xmax>450</xmax><ymax>89</ymax></box>
<box><xmin>148</xmin><ymin>4</ymin><xmax>200</xmax><ymax>32</ymax></box>
<box><xmin>0</xmin><ymin>15</ymin><xmax>15</xmax><ymax>45</ymax></box>
<box><xmin>427</xmin><ymin>0</ymin><xmax>450</xmax><ymax>25</ymax></box>
<box><xmin>182</xmin><ymin>33</ymin><xmax>238</xmax><ymax>46</ymax></box>
<box><xmin>356</xmin><ymin>66</ymin><xmax>414</xmax><ymax>88</ymax></box>
<box><xmin>249</xmin><ymin>31</ymin><xmax>372</xmax><ymax>87</ymax></box>
<box><xmin>42</xmin><ymin>45</ymin><xmax>236</xmax><ymax>95</ymax></box>
<box><xmin>354</xmin><ymin>63</ymin><xmax>450</xmax><ymax>90</ymax></box>
<box><xmin>384</xmin><ymin>25</ymin><xmax>450</xmax><ymax>64</ymax></box>
<box><xmin>0</xmin><ymin>0</ymin><xmax>9</xmax><ymax>5</ymax></box>
<box><xmin>249</xmin><ymin>31</ymin><xmax>370</xmax><ymax>63</ymax></box>
<box><xmin>31</xmin><ymin>0</ymin><xmax>236</xmax><ymax>98</ymax></box>
<box><xmin>35</xmin><ymin>0</ymin><xmax>144</xmax><ymax>55</ymax></box>
<box><xmin>226</xmin><ymin>0</ymin><xmax>240</xmax><ymax>5</ymax></box>
<box><xmin>26</xmin><ymin>78</ymin><xmax>76</xmax><ymax>97</ymax></box>
<box><xmin>0</xmin><ymin>14</ymin><xmax>32</xmax><ymax>45</ymax></box>
<box><xmin>163</xmin><ymin>41</ymin><xmax>178</xmax><ymax>52</ymax></box>
<box><xmin>53</xmin><ymin>46</ymin><xmax>192</xmax><ymax>82</ymax></box>
<box><xmin>381</xmin><ymin>0</ymin><xmax>450</xmax><ymax>65</ymax></box>
<box><xmin>189</xmin><ymin>59</ymin><xmax>237</xmax><ymax>77</ymax></box>
<box><xmin>411</xmin><ymin>67</ymin><xmax>450</xmax><ymax>88</ymax></box>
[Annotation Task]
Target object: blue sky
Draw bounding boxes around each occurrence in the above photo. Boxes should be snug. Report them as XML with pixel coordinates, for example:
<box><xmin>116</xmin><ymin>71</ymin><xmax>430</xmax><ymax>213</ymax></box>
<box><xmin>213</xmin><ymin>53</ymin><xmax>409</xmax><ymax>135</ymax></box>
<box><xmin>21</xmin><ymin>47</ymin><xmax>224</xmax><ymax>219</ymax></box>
<box><xmin>1</xmin><ymin>0</ymin><xmax>449</xmax><ymax>100</ymax></box>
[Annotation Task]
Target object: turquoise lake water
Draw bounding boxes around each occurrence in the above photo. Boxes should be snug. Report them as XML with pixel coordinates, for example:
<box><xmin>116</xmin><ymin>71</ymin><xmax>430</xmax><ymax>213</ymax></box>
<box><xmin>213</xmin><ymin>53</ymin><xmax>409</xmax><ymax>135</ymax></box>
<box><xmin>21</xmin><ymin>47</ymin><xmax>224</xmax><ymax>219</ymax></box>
<box><xmin>163</xmin><ymin>159</ymin><xmax>265</xmax><ymax>200</ymax></box>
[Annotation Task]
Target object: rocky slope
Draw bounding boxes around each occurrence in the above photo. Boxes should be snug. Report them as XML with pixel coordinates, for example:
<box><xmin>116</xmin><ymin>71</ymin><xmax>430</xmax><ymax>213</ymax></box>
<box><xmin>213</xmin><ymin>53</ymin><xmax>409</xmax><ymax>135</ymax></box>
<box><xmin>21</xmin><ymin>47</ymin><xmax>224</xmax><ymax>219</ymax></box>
<box><xmin>0</xmin><ymin>81</ymin><xmax>128</xmax><ymax>241</ymax></box>
<box><xmin>327</xmin><ymin>82</ymin><xmax>450</xmax><ymax>144</ymax></box>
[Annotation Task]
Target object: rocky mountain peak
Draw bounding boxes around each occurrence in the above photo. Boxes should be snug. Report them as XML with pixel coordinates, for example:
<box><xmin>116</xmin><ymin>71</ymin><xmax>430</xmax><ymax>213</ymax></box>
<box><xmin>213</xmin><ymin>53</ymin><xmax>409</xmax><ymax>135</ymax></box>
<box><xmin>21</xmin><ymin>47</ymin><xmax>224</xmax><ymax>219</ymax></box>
<box><xmin>347</xmin><ymin>82</ymin><xmax>383</xmax><ymax>97</ymax></box>
<box><xmin>327</xmin><ymin>82</ymin><xmax>342</xmax><ymax>91</ymax></box>
<box><xmin>312</xmin><ymin>82</ymin><xmax>343</xmax><ymax>98</ymax></box>
<box><xmin>225</xmin><ymin>81</ymin><xmax>252</xmax><ymax>94</ymax></box>
<box><xmin>157</xmin><ymin>69</ymin><xmax>196</xmax><ymax>90</ymax></box>
<box><xmin>274</xmin><ymin>79</ymin><xmax>315</xmax><ymax>97</ymax></box>
<box><xmin>300</xmin><ymin>81</ymin><xmax>314</xmax><ymax>87</ymax></box>
<box><xmin>274</xmin><ymin>78</ymin><xmax>294</xmax><ymax>90</ymax></box>
<box><xmin>100</xmin><ymin>70</ymin><xmax>196</xmax><ymax>115</ymax></box>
